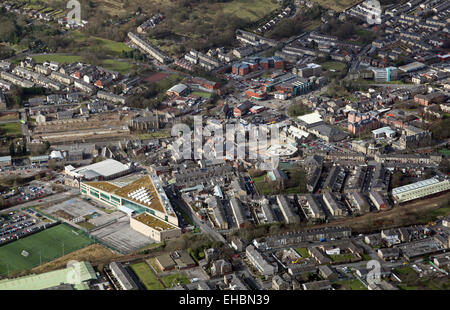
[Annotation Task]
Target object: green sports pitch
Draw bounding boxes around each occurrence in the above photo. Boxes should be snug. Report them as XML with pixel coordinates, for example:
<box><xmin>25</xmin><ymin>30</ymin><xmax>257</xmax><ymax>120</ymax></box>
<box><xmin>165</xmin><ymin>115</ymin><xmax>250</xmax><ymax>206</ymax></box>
<box><xmin>0</xmin><ymin>224</ymin><xmax>93</xmax><ymax>276</ymax></box>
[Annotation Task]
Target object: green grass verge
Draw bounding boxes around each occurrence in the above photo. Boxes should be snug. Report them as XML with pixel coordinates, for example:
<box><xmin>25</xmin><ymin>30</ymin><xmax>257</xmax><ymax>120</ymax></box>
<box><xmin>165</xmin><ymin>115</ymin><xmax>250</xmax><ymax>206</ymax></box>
<box><xmin>0</xmin><ymin>224</ymin><xmax>93</xmax><ymax>276</ymax></box>
<box><xmin>160</xmin><ymin>272</ymin><xmax>190</xmax><ymax>288</ymax></box>
<box><xmin>146</xmin><ymin>257</ymin><xmax>162</xmax><ymax>274</ymax></box>
<box><xmin>130</xmin><ymin>262</ymin><xmax>164</xmax><ymax>290</ymax></box>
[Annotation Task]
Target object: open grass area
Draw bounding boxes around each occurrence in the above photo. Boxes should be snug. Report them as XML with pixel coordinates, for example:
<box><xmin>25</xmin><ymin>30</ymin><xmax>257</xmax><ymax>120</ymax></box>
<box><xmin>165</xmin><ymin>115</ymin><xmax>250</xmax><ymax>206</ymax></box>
<box><xmin>334</xmin><ymin>279</ymin><xmax>367</xmax><ymax>290</ymax></box>
<box><xmin>252</xmin><ymin>168</ymin><xmax>307</xmax><ymax>195</ymax></box>
<box><xmin>160</xmin><ymin>272</ymin><xmax>190</xmax><ymax>288</ymax></box>
<box><xmin>294</xmin><ymin>247</ymin><xmax>310</xmax><ymax>258</ymax></box>
<box><xmin>0</xmin><ymin>122</ymin><xmax>21</xmax><ymax>138</ymax></box>
<box><xmin>31</xmin><ymin>54</ymin><xmax>135</xmax><ymax>74</ymax></box>
<box><xmin>394</xmin><ymin>266</ymin><xmax>450</xmax><ymax>290</ymax></box>
<box><xmin>438</xmin><ymin>148</ymin><xmax>450</xmax><ymax>156</ymax></box>
<box><xmin>77</xmin><ymin>221</ymin><xmax>96</xmax><ymax>230</ymax></box>
<box><xmin>102</xmin><ymin>59</ymin><xmax>136</xmax><ymax>74</ymax></box>
<box><xmin>309</xmin><ymin>0</ymin><xmax>361</xmax><ymax>12</ymax></box>
<box><xmin>191</xmin><ymin>91</ymin><xmax>212</xmax><ymax>98</ymax></box>
<box><xmin>31</xmin><ymin>54</ymin><xmax>83</xmax><ymax>64</ymax></box>
<box><xmin>146</xmin><ymin>257</ymin><xmax>162</xmax><ymax>274</ymax></box>
<box><xmin>220</xmin><ymin>0</ymin><xmax>279</xmax><ymax>21</ymax></box>
<box><xmin>0</xmin><ymin>224</ymin><xmax>93</xmax><ymax>276</ymax></box>
<box><xmin>135</xmin><ymin>129</ymin><xmax>171</xmax><ymax>140</ymax></box>
<box><xmin>70</xmin><ymin>31</ymin><xmax>132</xmax><ymax>55</ymax></box>
<box><xmin>321</xmin><ymin>61</ymin><xmax>347</xmax><ymax>71</ymax></box>
<box><xmin>329</xmin><ymin>253</ymin><xmax>357</xmax><ymax>263</ymax></box>
<box><xmin>130</xmin><ymin>262</ymin><xmax>164</xmax><ymax>290</ymax></box>
<box><xmin>416</xmin><ymin>202</ymin><xmax>450</xmax><ymax>223</ymax></box>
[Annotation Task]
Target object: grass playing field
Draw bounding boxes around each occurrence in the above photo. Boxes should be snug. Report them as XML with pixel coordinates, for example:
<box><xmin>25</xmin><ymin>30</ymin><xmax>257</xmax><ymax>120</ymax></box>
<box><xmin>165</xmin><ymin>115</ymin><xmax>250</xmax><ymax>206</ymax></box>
<box><xmin>0</xmin><ymin>224</ymin><xmax>93</xmax><ymax>276</ymax></box>
<box><xmin>130</xmin><ymin>262</ymin><xmax>164</xmax><ymax>290</ymax></box>
<box><xmin>0</xmin><ymin>122</ymin><xmax>22</xmax><ymax>138</ymax></box>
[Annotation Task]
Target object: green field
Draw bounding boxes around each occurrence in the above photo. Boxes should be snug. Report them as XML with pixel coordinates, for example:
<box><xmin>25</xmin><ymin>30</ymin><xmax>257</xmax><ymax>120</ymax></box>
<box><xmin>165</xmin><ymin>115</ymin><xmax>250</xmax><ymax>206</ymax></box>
<box><xmin>321</xmin><ymin>61</ymin><xmax>347</xmax><ymax>71</ymax></box>
<box><xmin>191</xmin><ymin>91</ymin><xmax>212</xmax><ymax>98</ymax></box>
<box><xmin>31</xmin><ymin>54</ymin><xmax>83</xmax><ymax>64</ymax></box>
<box><xmin>31</xmin><ymin>54</ymin><xmax>135</xmax><ymax>74</ymax></box>
<box><xmin>220</xmin><ymin>0</ymin><xmax>279</xmax><ymax>21</ymax></box>
<box><xmin>0</xmin><ymin>224</ymin><xmax>93</xmax><ymax>276</ymax></box>
<box><xmin>102</xmin><ymin>59</ymin><xmax>136</xmax><ymax>74</ymax></box>
<box><xmin>71</xmin><ymin>31</ymin><xmax>132</xmax><ymax>55</ymax></box>
<box><xmin>438</xmin><ymin>148</ymin><xmax>450</xmax><ymax>156</ymax></box>
<box><xmin>309</xmin><ymin>0</ymin><xmax>361</xmax><ymax>12</ymax></box>
<box><xmin>161</xmin><ymin>272</ymin><xmax>190</xmax><ymax>288</ymax></box>
<box><xmin>0</xmin><ymin>122</ymin><xmax>22</xmax><ymax>138</ymax></box>
<box><xmin>130</xmin><ymin>262</ymin><xmax>164</xmax><ymax>290</ymax></box>
<box><xmin>294</xmin><ymin>247</ymin><xmax>310</xmax><ymax>258</ymax></box>
<box><xmin>329</xmin><ymin>253</ymin><xmax>357</xmax><ymax>263</ymax></box>
<box><xmin>334</xmin><ymin>279</ymin><xmax>367</xmax><ymax>290</ymax></box>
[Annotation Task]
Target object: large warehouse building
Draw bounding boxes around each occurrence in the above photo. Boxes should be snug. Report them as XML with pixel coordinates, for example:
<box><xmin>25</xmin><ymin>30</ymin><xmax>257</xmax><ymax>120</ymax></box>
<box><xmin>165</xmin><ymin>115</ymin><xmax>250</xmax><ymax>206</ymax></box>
<box><xmin>81</xmin><ymin>174</ymin><xmax>181</xmax><ymax>242</ymax></box>
<box><xmin>392</xmin><ymin>177</ymin><xmax>450</xmax><ymax>204</ymax></box>
<box><xmin>66</xmin><ymin>159</ymin><xmax>132</xmax><ymax>181</ymax></box>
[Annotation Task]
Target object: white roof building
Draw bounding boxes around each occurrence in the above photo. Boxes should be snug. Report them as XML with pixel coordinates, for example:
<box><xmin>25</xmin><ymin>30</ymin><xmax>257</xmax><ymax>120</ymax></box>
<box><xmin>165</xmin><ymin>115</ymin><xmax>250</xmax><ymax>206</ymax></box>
<box><xmin>68</xmin><ymin>159</ymin><xmax>131</xmax><ymax>180</ymax></box>
<box><xmin>392</xmin><ymin>177</ymin><xmax>450</xmax><ymax>203</ymax></box>
<box><xmin>297</xmin><ymin>112</ymin><xmax>323</xmax><ymax>124</ymax></box>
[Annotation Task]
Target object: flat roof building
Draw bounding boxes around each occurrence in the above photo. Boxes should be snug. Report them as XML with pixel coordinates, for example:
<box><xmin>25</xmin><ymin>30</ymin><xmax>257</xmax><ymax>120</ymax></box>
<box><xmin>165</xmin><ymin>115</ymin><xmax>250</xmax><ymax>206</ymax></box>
<box><xmin>67</xmin><ymin>159</ymin><xmax>131</xmax><ymax>181</ymax></box>
<box><xmin>392</xmin><ymin>177</ymin><xmax>450</xmax><ymax>204</ymax></box>
<box><xmin>0</xmin><ymin>261</ymin><xmax>97</xmax><ymax>290</ymax></box>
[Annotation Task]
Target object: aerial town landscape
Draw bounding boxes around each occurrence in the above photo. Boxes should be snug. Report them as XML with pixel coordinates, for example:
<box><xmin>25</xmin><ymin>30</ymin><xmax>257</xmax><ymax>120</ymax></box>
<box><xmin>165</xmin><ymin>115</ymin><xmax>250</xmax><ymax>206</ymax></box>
<box><xmin>0</xmin><ymin>0</ymin><xmax>449</xmax><ymax>294</ymax></box>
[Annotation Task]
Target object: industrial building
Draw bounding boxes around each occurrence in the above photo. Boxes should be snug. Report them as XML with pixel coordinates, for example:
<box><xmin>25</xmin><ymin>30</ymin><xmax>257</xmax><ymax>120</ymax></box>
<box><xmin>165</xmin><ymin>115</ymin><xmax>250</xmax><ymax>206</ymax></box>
<box><xmin>66</xmin><ymin>159</ymin><xmax>132</xmax><ymax>181</ymax></box>
<box><xmin>392</xmin><ymin>177</ymin><xmax>450</xmax><ymax>204</ymax></box>
<box><xmin>0</xmin><ymin>262</ymin><xmax>97</xmax><ymax>290</ymax></box>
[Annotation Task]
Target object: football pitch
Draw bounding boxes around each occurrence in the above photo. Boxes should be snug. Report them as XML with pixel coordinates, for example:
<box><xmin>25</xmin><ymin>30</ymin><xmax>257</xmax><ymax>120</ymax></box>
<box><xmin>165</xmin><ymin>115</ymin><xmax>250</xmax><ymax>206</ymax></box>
<box><xmin>0</xmin><ymin>224</ymin><xmax>93</xmax><ymax>276</ymax></box>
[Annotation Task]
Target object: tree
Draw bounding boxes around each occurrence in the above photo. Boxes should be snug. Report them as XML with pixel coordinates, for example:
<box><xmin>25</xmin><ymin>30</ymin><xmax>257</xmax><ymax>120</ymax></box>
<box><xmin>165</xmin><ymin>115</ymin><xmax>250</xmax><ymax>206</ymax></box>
<box><xmin>9</xmin><ymin>142</ymin><xmax>15</xmax><ymax>157</ymax></box>
<box><xmin>287</xmin><ymin>101</ymin><xmax>311</xmax><ymax>117</ymax></box>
